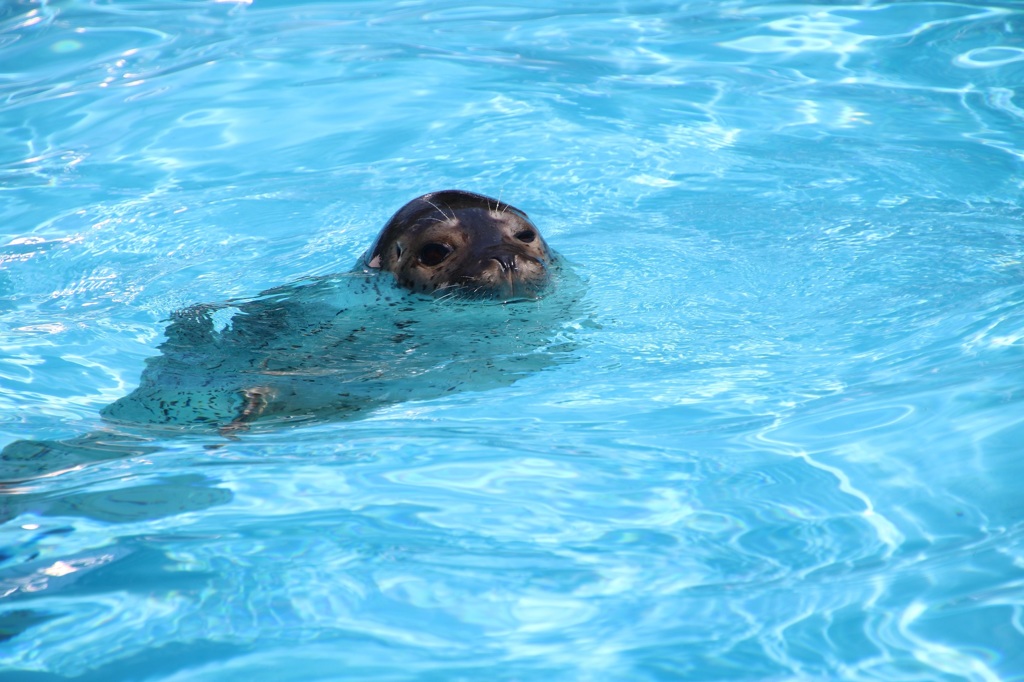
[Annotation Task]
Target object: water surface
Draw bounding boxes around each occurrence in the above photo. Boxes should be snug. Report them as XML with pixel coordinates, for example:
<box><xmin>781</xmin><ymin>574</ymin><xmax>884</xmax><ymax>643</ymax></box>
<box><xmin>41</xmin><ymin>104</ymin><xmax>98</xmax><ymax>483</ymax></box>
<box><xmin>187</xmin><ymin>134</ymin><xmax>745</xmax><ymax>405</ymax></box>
<box><xmin>2</xmin><ymin>1</ymin><xmax>1024</xmax><ymax>680</ymax></box>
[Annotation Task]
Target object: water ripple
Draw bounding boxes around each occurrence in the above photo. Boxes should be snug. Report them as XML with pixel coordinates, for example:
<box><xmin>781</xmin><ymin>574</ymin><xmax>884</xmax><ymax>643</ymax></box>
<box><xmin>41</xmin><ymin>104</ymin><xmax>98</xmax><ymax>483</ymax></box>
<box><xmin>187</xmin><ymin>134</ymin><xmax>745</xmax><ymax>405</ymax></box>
<box><xmin>3</xmin><ymin>0</ymin><xmax>1024</xmax><ymax>679</ymax></box>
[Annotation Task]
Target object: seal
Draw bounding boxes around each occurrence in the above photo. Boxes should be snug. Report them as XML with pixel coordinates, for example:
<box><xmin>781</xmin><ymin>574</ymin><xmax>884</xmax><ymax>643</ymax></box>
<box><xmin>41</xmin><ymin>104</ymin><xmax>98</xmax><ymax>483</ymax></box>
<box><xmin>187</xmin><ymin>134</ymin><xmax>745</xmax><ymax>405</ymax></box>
<box><xmin>365</xmin><ymin>190</ymin><xmax>554</xmax><ymax>300</ymax></box>
<box><xmin>1</xmin><ymin>190</ymin><xmax>578</xmax><ymax>482</ymax></box>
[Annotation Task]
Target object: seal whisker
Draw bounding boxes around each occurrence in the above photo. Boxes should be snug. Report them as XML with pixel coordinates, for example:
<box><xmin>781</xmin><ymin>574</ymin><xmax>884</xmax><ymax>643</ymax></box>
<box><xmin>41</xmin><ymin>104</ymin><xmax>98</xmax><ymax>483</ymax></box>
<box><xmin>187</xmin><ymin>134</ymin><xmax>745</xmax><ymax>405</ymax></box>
<box><xmin>433</xmin><ymin>286</ymin><xmax>461</xmax><ymax>302</ymax></box>
<box><xmin>423</xmin><ymin>199</ymin><xmax>454</xmax><ymax>222</ymax></box>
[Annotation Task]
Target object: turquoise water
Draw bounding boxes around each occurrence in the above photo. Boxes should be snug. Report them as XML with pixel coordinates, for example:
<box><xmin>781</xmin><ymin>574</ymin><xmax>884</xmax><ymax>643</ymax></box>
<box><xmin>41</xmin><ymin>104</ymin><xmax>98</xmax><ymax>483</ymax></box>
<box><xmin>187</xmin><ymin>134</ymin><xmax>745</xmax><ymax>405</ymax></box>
<box><xmin>3</xmin><ymin>0</ymin><xmax>1024</xmax><ymax>679</ymax></box>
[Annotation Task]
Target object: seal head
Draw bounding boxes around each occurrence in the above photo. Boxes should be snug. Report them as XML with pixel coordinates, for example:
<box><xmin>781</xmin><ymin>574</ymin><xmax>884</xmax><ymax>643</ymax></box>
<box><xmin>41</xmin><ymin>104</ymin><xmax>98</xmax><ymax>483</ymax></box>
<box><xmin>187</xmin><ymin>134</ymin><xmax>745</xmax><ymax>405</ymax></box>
<box><xmin>364</xmin><ymin>190</ymin><xmax>554</xmax><ymax>300</ymax></box>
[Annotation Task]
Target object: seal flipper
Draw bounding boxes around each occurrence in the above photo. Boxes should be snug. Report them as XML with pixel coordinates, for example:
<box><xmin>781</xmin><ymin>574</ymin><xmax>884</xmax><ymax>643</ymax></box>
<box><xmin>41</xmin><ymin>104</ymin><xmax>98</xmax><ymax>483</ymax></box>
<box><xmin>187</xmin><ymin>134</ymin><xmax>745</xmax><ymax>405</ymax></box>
<box><xmin>100</xmin><ymin>304</ymin><xmax>244</xmax><ymax>426</ymax></box>
<box><xmin>218</xmin><ymin>385</ymin><xmax>276</xmax><ymax>437</ymax></box>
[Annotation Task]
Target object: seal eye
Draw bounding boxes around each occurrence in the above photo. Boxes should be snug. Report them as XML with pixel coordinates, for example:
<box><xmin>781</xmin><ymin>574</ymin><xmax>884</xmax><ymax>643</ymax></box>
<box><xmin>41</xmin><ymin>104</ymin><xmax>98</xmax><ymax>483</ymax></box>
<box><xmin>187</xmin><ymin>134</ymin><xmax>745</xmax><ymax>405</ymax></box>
<box><xmin>514</xmin><ymin>229</ymin><xmax>536</xmax><ymax>243</ymax></box>
<box><xmin>418</xmin><ymin>242</ymin><xmax>452</xmax><ymax>267</ymax></box>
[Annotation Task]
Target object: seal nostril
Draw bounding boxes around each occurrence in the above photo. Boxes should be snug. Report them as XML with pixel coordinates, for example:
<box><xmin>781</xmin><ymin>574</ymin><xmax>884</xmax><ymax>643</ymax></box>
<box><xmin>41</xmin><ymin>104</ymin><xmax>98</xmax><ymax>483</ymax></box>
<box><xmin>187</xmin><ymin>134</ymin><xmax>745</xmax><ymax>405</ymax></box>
<box><xmin>514</xmin><ymin>229</ymin><xmax>536</xmax><ymax>243</ymax></box>
<box><xmin>491</xmin><ymin>254</ymin><xmax>517</xmax><ymax>272</ymax></box>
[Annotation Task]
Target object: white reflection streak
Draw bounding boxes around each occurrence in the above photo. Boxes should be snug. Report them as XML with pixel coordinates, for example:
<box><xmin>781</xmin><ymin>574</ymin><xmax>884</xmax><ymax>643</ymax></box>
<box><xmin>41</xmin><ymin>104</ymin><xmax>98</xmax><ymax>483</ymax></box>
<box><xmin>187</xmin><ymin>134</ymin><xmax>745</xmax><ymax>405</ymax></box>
<box><xmin>958</xmin><ymin>87</ymin><xmax>1024</xmax><ymax>163</ymax></box>
<box><xmin>757</xmin><ymin>423</ymin><xmax>904</xmax><ymax>556</ymax></box>
<box><xmin>727</xmin><ymin>5</ymin><xmax>1010</xmax><ymax>46</ymax></box>
<box><xmin>42</xmin><ymin>561</ymin><xmax>78</xmax><ymax>577</ymax></box>
<box><xmin>898</xmin><ymin>601</ymin><xmax>1001</xmax><ymax>681</ymax></box>
<box><xmin>1013</xmin><ymin>604</ymin><xmax>1024</xmax><ymax>638</ymax></box>
<box><xmin>954</xmin><ymin>46</ymin><xmax>1024</xmax><ymax>69</ymax></box>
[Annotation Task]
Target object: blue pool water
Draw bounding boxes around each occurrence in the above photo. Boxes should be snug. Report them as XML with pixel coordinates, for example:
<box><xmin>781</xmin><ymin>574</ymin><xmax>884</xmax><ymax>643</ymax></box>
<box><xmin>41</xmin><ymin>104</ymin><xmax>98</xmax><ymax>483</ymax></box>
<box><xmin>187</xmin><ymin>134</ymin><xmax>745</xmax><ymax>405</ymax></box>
<box><xmin>3</xmin><ymin>0</ymin><xmax>1024</xmax><ymax>679</ymax></box>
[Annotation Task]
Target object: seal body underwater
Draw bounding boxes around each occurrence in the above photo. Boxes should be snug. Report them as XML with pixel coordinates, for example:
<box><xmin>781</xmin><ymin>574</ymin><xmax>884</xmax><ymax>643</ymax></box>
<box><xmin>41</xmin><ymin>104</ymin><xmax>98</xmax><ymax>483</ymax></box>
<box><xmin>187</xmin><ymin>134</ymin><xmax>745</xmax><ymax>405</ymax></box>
<box><xmin>1</xmin><ymin>190</ymin><xmax>580</xmax><ymax>481</ymax></box>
